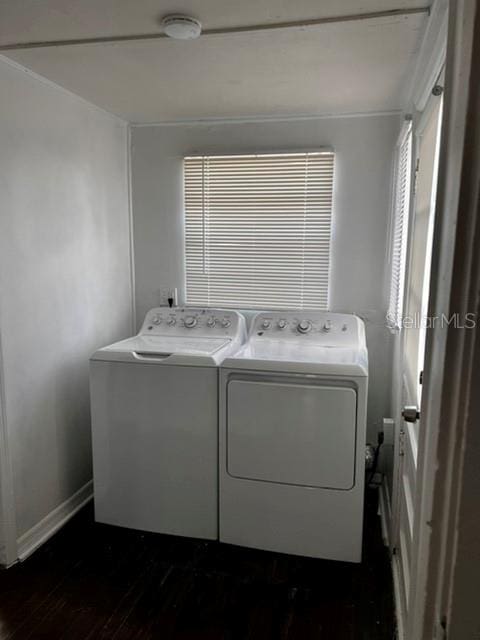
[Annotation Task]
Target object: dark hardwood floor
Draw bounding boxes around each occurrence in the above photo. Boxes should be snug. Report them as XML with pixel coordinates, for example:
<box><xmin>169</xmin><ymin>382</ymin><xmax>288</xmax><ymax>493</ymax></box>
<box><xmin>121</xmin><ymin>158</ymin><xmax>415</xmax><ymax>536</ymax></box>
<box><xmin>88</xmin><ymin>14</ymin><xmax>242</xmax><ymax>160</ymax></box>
<box><xmin>0</xmin><ymin>489</ymin><xmax>395</xmax><ymax>639</ymax></box>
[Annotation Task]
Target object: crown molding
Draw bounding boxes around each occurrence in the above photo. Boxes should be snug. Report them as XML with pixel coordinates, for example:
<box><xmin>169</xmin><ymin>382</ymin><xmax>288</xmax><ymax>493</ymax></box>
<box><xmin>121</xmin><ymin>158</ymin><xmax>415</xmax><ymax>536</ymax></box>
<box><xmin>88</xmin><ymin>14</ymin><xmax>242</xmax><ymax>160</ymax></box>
<box><xmin>130</xmin><ymin>109</ymin><xmax>402</xmax><ymax>128</ymax></box>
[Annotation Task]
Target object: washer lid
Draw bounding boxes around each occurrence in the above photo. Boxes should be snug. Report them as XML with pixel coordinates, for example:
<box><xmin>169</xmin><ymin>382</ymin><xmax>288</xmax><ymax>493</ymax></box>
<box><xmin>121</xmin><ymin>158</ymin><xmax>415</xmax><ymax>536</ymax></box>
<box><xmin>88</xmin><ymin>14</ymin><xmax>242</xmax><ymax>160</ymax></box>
<box><xmin>91</xmin><ymin>334</ymin><xmax>235</xmax><ymax>366</ymax></box>
<box><xmin>97</xmin><ymin>335</ymin><xmax>231</xmax><ymax>356</ymax></box>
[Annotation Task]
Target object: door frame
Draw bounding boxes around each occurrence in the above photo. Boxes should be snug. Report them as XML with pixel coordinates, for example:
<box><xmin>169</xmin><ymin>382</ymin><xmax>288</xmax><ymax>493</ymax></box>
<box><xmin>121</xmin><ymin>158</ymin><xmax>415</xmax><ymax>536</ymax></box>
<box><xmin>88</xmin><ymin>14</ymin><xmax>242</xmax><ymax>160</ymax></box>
<box><xmin>401</xmin><ymin>1</ymin><xmax>479</xmax><ymax>637</ymax></box>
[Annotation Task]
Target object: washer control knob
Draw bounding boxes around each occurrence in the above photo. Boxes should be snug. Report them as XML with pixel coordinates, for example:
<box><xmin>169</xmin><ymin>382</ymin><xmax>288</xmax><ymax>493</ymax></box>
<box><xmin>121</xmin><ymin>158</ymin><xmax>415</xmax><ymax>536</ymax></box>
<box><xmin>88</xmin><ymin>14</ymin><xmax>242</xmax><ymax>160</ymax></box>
<box><xmin>206</xmin><ymin>317</ymin><xmax>216</xmax><ymax>328</ymax></box>
<box><xmin>261</xmin><ymin>319</ymin><xmax>271</xmax><ymax>329</ymax></box>
<box><xmin>167</xmin><ymin>317</ymin><xmax>176</xmax><ymax>326</ymax></box>
<box><xmin>184</xmin><ymin>316</ymin><xmax>197</xmax><ymax>328</ymax></box>
<box><xmin>151</xmin><ymin>314</ymin><xmax>162</xmax><ymax>325</ymax></box>
<box><xmin>277</xmin><ymin>319</ymin><xmax>287</xmax><ymax>329</ymax></box>
<box><xmin>297</xmin><ymin>320</ymin><xmax>312</xmax><ymax>334</ymax></box>
<box><xmin>323</xmin><ymin>321</ymin><xmax>332</xmax><ymax>332</ymax></box>
<box><xmin>221</xmin><ymin>317</ymin><xmax>231</xmax><ymax>328</ymax></box>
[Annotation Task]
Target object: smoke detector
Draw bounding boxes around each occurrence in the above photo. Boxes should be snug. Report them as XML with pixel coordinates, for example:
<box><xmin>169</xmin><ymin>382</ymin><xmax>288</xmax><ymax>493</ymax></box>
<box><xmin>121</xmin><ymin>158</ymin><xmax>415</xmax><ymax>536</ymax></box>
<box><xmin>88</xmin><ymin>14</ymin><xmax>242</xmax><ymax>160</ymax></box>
<box><xmin>162</xmin><ymin>15</ymin><xmax>202</xmax><ymax>40</ymax></box>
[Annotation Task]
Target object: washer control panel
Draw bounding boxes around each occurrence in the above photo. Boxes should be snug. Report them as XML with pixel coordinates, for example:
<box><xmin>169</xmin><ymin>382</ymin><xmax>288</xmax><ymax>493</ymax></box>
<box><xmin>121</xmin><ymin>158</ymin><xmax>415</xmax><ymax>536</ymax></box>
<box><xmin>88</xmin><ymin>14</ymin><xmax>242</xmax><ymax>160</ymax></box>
<box><xmin>140</xmin><ymin>307</ymin><xmax>243</xmax><ymax>338</ymax></box>
<box><xmin>251</xmin><ymin>312</ymin><xmax>364</xmax><ymax>347</ymax></box>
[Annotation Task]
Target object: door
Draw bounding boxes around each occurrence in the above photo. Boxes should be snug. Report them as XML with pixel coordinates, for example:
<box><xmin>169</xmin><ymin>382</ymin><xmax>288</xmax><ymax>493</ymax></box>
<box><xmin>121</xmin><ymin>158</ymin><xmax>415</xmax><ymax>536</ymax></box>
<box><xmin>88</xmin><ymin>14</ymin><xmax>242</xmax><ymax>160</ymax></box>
<box><xmin>392</xmin><ymin>94</ymin><xmax>443</xmax><ymax>630</ymax></box>
<box><xmin>227</xmin><ymin>379</ymin><xmax>357</xmax><ymax>489</ymax></box>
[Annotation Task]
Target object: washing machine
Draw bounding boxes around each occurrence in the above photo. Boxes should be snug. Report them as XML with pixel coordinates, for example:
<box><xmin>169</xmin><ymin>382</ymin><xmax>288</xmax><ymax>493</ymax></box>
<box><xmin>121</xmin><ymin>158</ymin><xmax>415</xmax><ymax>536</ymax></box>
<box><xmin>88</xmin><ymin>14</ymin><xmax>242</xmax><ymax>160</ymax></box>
<box><xmin>219</xmin><ymin>311</ymin><xmax>368</xmax><ymax>562</ymax></box>
<box><xmin>90</xmin><ymin>307</ymin><xmax>245</xmax><ymax>539</ymax></box>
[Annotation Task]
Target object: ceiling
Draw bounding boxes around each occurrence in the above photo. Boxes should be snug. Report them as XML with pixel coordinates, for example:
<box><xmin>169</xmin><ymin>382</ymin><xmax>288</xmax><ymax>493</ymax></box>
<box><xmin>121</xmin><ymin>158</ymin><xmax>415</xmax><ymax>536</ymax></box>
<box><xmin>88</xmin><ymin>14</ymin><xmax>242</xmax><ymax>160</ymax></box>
<box><xmin>0</xmin><ymin>1</ymin><xmax>430</xmax><ymax>123</ymax></box>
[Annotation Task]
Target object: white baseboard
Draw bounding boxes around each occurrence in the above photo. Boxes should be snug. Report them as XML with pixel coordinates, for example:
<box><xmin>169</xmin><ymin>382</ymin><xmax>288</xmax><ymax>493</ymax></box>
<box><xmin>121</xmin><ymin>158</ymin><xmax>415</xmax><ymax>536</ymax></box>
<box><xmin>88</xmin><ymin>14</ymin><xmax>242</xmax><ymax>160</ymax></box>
<box><xmin>379</xmin><ymin>478</ymin><xmax>405</xmax><ymax>640</ymax></box>
<box><xmin>391</xmin><ymin>553</ymin><xmax>406</xmax><ymax>640</ymax></box>
<box><xmin>378</xmin><ymin>476</ymin><xmax>393</xmax><ymax>548</ymax></box>
<box><xmin>17</xmin><ymin>480</ymin><xmax>93</xmax><ymax>562</ymax></box>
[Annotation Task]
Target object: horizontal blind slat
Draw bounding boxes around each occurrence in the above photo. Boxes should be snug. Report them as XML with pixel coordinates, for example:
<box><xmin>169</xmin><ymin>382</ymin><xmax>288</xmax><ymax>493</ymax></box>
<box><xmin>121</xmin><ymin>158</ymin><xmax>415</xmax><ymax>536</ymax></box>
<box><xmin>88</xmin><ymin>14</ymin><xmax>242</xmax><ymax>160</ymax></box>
<box><xmin>185</xmin><ymin>151</ymin><xmax>334</xmax><ymax>310</ymax></box>
<box><xmin>387</xmin><ymin>126</ymin><xmax>412</xmax><ymax>328</ymax></box>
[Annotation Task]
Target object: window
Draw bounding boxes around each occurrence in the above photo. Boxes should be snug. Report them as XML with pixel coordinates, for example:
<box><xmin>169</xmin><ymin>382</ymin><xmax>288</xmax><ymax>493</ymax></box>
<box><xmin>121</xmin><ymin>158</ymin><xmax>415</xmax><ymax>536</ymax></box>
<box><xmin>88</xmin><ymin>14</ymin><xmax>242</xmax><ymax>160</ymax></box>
<box><xmin>184</xmin><ymin>151</ymin><xmax>334</xmax><ymax>310</ymax></box>
<box><xmin>387</xmin><ymin>124</ymin><xmax>413</xmax><ymax>330</ymax></box>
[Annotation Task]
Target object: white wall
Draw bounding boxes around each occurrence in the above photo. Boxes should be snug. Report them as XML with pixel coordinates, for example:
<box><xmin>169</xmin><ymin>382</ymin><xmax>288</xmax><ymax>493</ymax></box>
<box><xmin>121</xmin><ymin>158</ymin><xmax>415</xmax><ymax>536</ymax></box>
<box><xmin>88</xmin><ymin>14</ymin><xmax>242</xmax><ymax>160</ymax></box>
<box><xmin>131</xmin><ymin>114</ymin><xmax>400</xmax><ymax>439</ymax></box>
<box><xmin>0</xmin><ymin>57</ymin><xmax>133</xmax><ymax>548</ymax></box>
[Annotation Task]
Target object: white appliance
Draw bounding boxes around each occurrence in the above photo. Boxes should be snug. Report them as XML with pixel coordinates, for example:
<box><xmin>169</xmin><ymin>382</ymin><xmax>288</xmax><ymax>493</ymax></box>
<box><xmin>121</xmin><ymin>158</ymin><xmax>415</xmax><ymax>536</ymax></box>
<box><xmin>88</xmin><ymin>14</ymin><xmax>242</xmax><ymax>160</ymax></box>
<box><xmin>219</xmin><ymin>311</ymin><xmax>368</xmax><ymax>562</ymax></box>
<box><xmin>90</xmin><ymin>307</ymin><xmax>246</xmax><ymax>539</ymax></box>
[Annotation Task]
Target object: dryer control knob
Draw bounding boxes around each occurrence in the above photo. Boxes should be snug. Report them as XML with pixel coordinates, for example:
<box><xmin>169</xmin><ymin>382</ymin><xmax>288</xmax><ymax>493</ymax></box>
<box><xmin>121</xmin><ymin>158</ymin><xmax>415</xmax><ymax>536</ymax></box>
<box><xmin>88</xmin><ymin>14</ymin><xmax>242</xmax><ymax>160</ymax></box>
<box><xmin>151</xmin><ymin>314</ymin><xmax>162</xmax><ymax>325</ymax></box>
<box><xmin>297</xmin><ymin>320</ymin><xmax>312</xmax><ymax>334</ymax></box>
<box><xmin>184</xmin><ymin>316</ymin><xmax>197</xmax><ymax>328</ymax></box>
<box><xmin>167</xmin><ymin>317</ymin><xmax>176</xmax><ymax>326</ymax></box>
<box><xmin>262</xmin><ymin>319</ymin><xmax>271</xmax><ymax>329</ymax></box>
<box><xmin>221</xmin><ymin>318</ymin><xmax>231</xmax><ymax>328</ymax></box>
<box><xmin>323</xmin><ymin>321</ymin><xmax>332</xmax><ymax>332</ymax></box>
<box><xmin>277</xmin><ymin>319</ymin><xmax>287</xmax><ymax>329</ymax></box>
<box><xmin>206</xmin><ymin>317</ymin><xmax>216</xmax><ymax>328</ymax></box>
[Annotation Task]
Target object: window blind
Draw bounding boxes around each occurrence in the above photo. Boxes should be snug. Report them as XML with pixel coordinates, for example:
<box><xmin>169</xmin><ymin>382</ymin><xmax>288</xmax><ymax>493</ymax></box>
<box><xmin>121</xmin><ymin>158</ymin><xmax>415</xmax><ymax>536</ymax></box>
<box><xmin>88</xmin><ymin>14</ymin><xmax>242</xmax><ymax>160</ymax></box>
<box><xmin>388</xmin><ymin>124</ymin><xmax>413</xmax><ymax>329</ymax></box>
<box><xmin>184</xmin><ymin>151</ymin><xmax>334</xmax><ymax>310</ymax></box>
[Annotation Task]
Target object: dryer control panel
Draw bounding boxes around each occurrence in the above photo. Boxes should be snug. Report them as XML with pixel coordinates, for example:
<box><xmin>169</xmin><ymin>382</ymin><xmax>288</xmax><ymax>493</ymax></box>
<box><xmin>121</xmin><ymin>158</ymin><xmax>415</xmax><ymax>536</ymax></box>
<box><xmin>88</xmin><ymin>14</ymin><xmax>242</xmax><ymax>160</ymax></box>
<box><xmin>139</xmin><ymin>307</ymin><xmax>245</xmax><ymax>339</ymax></box>
<box><xmin>251</xmin><ymin>312</ymin><xmax>365</xmax><ymax>349</ymax></box>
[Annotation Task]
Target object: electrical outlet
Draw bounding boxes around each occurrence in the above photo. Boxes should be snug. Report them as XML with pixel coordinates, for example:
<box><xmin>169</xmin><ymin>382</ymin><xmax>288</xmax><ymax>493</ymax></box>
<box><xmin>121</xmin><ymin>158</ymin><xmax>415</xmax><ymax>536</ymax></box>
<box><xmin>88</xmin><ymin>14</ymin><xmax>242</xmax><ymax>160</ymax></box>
<box><xmin>159</xmin><ymin>287</ymin><xmax>178</xmax><ymax>307</ymax></box>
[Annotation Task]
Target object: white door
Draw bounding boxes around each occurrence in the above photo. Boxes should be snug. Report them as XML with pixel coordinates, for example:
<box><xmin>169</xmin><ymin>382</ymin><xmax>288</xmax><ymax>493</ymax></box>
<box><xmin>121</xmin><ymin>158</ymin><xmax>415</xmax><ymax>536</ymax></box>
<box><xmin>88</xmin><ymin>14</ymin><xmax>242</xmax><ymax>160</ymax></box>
<box><xmin>392</xmin><ymin>95</ymin><xmax>443</xmax><ymax>632</ymax></box>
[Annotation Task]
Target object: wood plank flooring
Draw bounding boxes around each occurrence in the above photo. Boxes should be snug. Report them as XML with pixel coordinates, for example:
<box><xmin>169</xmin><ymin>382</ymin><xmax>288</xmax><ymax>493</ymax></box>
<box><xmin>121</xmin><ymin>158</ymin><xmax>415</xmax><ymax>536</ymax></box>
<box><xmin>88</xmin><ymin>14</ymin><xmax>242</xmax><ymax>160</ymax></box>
<box><xmin>0</xmin><ymin>489</ymin><xmax>395</xmax><ymax>639</ymax></box>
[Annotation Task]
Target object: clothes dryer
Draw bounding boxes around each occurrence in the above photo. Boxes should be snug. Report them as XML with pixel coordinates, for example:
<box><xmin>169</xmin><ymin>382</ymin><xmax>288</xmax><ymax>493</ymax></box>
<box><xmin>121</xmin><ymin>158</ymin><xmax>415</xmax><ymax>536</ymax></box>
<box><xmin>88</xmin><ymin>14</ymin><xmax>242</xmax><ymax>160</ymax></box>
<box><xmin>219</xmin><ymin>311</ymin><xmax>368</xmax><ymax>561</ymax></box>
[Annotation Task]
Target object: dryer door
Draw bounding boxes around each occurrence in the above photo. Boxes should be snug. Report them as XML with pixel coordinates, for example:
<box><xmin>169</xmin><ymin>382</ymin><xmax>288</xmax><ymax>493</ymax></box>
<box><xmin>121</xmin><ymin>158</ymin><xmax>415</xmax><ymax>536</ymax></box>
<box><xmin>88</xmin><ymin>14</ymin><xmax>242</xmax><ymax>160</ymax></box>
<box><xmin>227</xmin><ymin>379</ymin><xmax>357</xmax><ymax>490</ymax></box>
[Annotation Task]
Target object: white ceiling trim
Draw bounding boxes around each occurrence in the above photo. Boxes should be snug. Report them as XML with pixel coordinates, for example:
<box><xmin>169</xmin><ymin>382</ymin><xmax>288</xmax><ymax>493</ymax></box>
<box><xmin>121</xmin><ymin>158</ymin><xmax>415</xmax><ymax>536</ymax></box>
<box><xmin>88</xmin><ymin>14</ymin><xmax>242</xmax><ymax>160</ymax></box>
<box><xmin>130</xmin><ymin>109</ymin><xmax>402</xmax><ymax>128</ymax></box>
